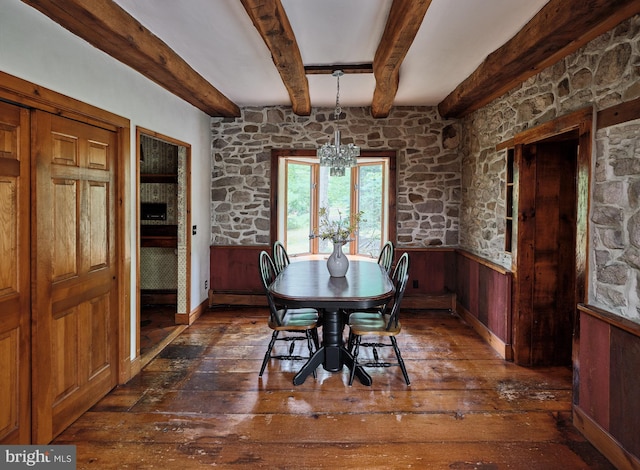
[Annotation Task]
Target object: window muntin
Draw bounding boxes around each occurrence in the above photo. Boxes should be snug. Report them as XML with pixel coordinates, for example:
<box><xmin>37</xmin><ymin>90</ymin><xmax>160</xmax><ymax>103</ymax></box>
<box><xmin>357</xmin><ymin>163</ymin><xmax>384</xmax><ymax>257</ymax></box>
<box><xmin>285</xmin><ymin>162</ymin><xmax>313</xmax><ymax>254</ymax></box>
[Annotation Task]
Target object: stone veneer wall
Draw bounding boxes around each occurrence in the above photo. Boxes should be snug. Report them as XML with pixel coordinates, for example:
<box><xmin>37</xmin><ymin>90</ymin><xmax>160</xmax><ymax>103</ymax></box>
<box><xmin>459</xmin><ymin>15</ymin><xmax>640</xmax><ymax>320</ymax></box>
<box><xmin>594</xmin><ymin>120</ymin><xmax>640</xmax><ymax>320</ymax></box>
<box><xmin>211</xmin><ymin>106</ymin><xmax>460</xmax><ymax>247</ymax></box>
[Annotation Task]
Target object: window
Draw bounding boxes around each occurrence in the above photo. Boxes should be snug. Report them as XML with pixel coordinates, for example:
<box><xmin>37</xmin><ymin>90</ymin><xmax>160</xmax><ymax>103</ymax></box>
<box><xmin>505</xmin><ymin>147</ymin><xmax>514</xmax><ymax>253</ymax></box>
<box><xmin>271</xmin><ymin>150</ymin><xmax>396</xmax><ymax>258</ymax></box>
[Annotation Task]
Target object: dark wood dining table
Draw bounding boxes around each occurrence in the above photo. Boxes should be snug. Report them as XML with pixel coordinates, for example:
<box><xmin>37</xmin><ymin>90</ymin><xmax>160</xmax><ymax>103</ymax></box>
<box><xmin>269</xmin><ymin>259</ymin><xmax>395</xmax><ymax>385</ymax></box>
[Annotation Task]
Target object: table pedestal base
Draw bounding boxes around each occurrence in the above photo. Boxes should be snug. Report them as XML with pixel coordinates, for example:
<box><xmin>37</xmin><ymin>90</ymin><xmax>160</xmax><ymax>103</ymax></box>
<box><xmin>292</xmin><ymin>345</ymin><xmax>371</xmax><ymax>385</ymax></box>
<box><xmin>292</xmin><ymin>309</ymin><xmax>371</xmax><ymax>386</ymax></box>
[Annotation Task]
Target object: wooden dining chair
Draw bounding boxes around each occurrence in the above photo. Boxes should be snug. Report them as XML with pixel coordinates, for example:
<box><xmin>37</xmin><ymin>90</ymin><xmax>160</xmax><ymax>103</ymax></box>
<box><xmin>343</xmin><ymin>240</ymin><xmax>395</xmax><ymax>335</ymax></box>
<box><xmin>377</xmin><ymin>240</ymin><xmax>394</xmax><ymax>273</ymax></box>
<box><xmin>272</xmin><ymin>240</ymin><xmax>290</xmax><ymax>274</ymax></box>
<box><xmin>347</xmin><ymin>252</ymin><xmax>411</xmax><ymax>386</ymax></box>
<box><xmin>258</xmin><ymin>251</ymin><xmax>320</xmax><ymax>378</ymax></box>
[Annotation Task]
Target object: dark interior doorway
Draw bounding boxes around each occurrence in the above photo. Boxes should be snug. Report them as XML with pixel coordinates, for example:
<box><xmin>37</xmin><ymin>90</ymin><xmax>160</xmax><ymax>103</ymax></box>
<box><xmin>137</xmin><ymin>129</ymin><xmax>191</xmax><ymax>364</ymax></box>
<box><xmin>528</xmin><ymin>136</ymin><xmax>578</xmax><ymax>366</ymax></box>
<box><xmin>512</xmin><ymin>108</ymin><xmax>592</xmax><ymax>367</ymax></box>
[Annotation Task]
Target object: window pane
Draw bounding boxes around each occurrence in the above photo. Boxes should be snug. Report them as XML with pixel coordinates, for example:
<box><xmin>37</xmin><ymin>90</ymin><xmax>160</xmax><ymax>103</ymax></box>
<box><xmin>318</xmin><ymin>167</ymin><xmax>351</xmax><ymax>253</ymax></box>
<box><xmin>286</xmin><ymin>163</ymin><xmax>312</xmax><ymax>255</ymax></box>
<box><xmin>358</xmin><ymin>164</ymin><xmax>383</xmax><ymax>257</ymax></box>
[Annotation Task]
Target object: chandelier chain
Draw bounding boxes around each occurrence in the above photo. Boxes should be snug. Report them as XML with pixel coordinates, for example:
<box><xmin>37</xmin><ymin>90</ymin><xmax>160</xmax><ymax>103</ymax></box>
<box><xmin>317</xmin><ymin>69</ymin><xmax>359</xmax><ymax>177</ymax></box>
<box><xmin>335</xmin><ymin>73</ymin><xmax>341</xmax><ymax>120</ymax></box>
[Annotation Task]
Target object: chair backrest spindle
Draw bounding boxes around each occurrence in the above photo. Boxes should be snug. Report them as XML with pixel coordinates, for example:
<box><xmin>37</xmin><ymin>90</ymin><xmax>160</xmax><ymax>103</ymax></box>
<box><xmin>386</xmin><ymin>252</ymin><xmax>409</xmax><ymax>331</ymax></box>
<box><xmin>259</xmin><ymin>251</ymin><xmax>283</xmax><ymax>327</ymax></box>
<box><xmin>377</xmin><ymin>241</ymin><xmax>394</xmax><ymax>273</ymax></box>
<box><xmin>272</xmin><ymin>241</ymin><xmax>290</xmax><ymax>274</ymax></box>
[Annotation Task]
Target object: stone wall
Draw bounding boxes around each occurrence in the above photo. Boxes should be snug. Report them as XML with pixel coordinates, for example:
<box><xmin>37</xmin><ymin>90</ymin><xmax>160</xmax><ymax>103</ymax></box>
<box><xmin>459</xmin><ymin>15</ymin><xmax>640</xmax><ymax>319</ymax></box>
<box><xmin>210</xmin><ymin>15</ymin><xmax>640</xmax><ymax>320</ymax></box>
<box><xmin>211</xmin><ymin>106</ymin><xmax>460</xmax><ymax>247</ymax></box>
<box><xmin>594</xmin><ymin>120</ymin><xmax>640</xmax><ymax>321</ymax></box>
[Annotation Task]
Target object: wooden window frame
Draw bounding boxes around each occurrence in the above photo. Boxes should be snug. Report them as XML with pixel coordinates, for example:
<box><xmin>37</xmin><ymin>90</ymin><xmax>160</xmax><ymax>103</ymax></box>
<box><xmin>271</xmin><ymin>149</ymin><xmax>397</xmax><ymax>252</ymax></box>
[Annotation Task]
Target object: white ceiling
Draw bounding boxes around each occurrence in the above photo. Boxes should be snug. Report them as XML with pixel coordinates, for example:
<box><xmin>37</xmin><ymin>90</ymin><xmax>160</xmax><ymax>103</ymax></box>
<box><xmin>113</xmin><ymin>0</ymin><xmax>550</xmax><ymax>109</ymax></box>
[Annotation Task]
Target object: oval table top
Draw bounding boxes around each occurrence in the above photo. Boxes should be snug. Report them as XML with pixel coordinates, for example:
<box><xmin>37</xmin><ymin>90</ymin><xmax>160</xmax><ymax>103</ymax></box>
<box><xmin>269</xmin><ymin>259</ymin><xmax>395</xmax><ymax>310</ymax></box>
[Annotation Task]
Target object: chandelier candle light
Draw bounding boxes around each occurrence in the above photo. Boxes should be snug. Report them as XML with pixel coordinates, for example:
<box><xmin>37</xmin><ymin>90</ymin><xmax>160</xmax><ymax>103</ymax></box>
<box><xmin>318</xmin><ymin>70</ymin><xmax>360</xmax><ymax>177</ymax></box>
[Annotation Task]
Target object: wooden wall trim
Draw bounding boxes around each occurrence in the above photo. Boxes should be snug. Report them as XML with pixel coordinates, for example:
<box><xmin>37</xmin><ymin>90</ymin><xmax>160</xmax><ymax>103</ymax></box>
<box><xmin>455</xmin><ymin>250</ymin><xmax>512</xmax><ymax>346</ymax></box>
<box><xmin>514</xmin><ymin>106</ymin><xmax>593</xmax><ymax>146</ymax></box>
<box><xmin>117</xmin><ymin>125</ymin><xmax>132</xmax><ymax>384</ymax></box>
<box><xmin>457</xmin><ymin>302</ymin><xmax>513</xmax><ymax>360</ymax></box>
<box><xmin>401</xmin><ymin>294</ymin><xmax>456</xmax><ymax>310</ymax></box>
<box><xmin>456</xmin><ymin>249</ymin><xmax>511</xmax><ymax>275</ymax></box>
<box><xmin>578</xmin><ymin>303</ymin><xmax>640</xmax><ymax>338</ymax></box>
<box><xmin>573</xmin><ymin>406</ymin><xmax>640</xmax><ymax>470</ymax></box>
<box><xmin>596</xmin><ymin>97</ymin><xmax>640</xmax><ymax>130</ymax></box>
<box><xmin>208</xmin><ymin>292</ymin><xmax>266</xmax><ymax>307</ymax></box>
<box><xmin>495</xmin><ymin>138</ymin><xmax>515</xmax><ymax>152</ymax></box>
<box><xmin>176</xmin><ymin>298</ymin><xmax>209</xmax><ymax>325</ymax></box>
<box><xmin>0</xmin><ymin>70</ymin><xmax>128</xmax><ymax>130</ymax></box>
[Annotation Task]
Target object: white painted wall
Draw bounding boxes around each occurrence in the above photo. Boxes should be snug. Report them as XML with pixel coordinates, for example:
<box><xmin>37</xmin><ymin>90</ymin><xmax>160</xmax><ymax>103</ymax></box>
<box><xmin>1</xmin><ymin>1</ymin><xmax>212</xmax><ymax>359</ymax></box>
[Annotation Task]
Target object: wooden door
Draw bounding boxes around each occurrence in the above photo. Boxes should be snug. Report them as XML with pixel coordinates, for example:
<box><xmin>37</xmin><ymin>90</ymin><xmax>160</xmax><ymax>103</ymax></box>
<box><xmin>0</xmin><ymin>102</ymin><xmax>31</xmax><ymax>443</ymax></box>
<box><xmin>514</xmin><ymin>139</ymin><xmax>578</xmax><ymax>366</ymax></box>
<box><xmin>32</xmin><ymin>111</ymin><xmax>118</xmax><ymax>443</ymax></box>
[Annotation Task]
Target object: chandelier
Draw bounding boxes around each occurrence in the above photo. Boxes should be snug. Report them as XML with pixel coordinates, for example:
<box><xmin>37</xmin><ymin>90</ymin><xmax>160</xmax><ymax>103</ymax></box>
<box><xmin>318</xmin><ymin>70</ymin><xmax>360</xmax><ymax>177</ymax></box>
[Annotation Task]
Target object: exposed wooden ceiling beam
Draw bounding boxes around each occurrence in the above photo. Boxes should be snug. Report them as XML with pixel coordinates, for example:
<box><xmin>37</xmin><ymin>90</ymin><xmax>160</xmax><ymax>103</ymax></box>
<box><xmin>438</xmin><ymin>0</ymin><xmax>640</xmax><ymax>119</ymax></box>
<box><xmin>240</xmin><ymin>0</ymin><xmax>311</xmax><ymax>116</ymax></box>
<box><xmin>22</xmin><ymin>0</ymin><xmax>240</xmax><ymax>118</ymax></box>
<box><xmin>371</xmin><ymin>0</ymin><xmax>432</xmax><ymax>118</ymax></box>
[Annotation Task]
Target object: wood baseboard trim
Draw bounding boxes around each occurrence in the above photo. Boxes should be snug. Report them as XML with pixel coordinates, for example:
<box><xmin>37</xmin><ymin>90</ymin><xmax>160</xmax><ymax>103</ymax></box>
<box><xmin>403</xmin><ymin>292</ymin><xmax>456</xmax><ymax>310</ymax></box>
<box><xmin>141</xmin><ymin>289</ymin><xmax>177</xmax><ymax>305</ymax></box>
<box><xmin>208</xmin><ymin>291</ymin><xmax>455</xmax><ymax>310</ymax></box>
<box><xmin>209</xmin><ymin>291</ymin><xmax>267</xmax><ymax>307</ymax></box>
<box><xmin>457</xmin><ymin>302</ymin><xmax>513</xmax><ymax>360</ymax></box>
<box><xmin>176</xmin><ymin>298</ymin><xmax>209</xmax><ymax>325</ymax></box>
<box><xmin>127</xmin><ymin>356</ymin><xmax>141</xmax><ymax>384</ymax></box>
<box><xmin>573</xmin><ymin>406</ymin><xmax>640</xmax><ymax>470</ymax></box>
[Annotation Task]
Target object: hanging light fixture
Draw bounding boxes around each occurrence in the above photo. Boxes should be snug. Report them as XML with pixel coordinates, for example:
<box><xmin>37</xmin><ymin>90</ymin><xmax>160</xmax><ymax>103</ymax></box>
<box><xmin>318</xmin><ymin>70</ymin><xmax>360</xmax><ymax>177</ymax></box>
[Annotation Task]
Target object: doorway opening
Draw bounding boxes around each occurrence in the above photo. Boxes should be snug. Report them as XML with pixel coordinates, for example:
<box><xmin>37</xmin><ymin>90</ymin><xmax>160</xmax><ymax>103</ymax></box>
<box><xmin>511</xmin><ymin>108</ymin><xmax>592</xmax><ymax>367</ymax></box>
<box><xmin>137</xmin><ymin>130</ymin><xmax>191</xmax><ymax>363</ymax></box>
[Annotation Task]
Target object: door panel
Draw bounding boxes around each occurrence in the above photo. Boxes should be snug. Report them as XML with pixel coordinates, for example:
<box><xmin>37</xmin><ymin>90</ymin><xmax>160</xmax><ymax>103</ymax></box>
<box><xmin>52</xmin><ymin>179</ymin><xmax>78</xmax><ymax>279</ymax></box>
<box><xmin>0</xmin><ymin>102</ymin><xmax>30</xmax><ymax>444</ymax></box>
<box><xmin>531</xmin><ymin>141</ymin><xmax>577</xmax><ymax>365</ymax></box>
<box><xmin>515</xmin><ymin>139</ymin><xmax>578</xmax><ymax>366</ymax></box>
<box><xmin>33</xmin><ymin>111</ymin><xmax>118</xmax><ymax>443</ymax></box>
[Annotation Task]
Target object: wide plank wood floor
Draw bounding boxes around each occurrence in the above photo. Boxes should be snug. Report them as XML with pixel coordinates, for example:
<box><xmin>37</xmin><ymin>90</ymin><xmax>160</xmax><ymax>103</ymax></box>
<box><xmin>54</xmin><ymin>308</ymin><xmax>615</xmax><ymax>469</ymax></box>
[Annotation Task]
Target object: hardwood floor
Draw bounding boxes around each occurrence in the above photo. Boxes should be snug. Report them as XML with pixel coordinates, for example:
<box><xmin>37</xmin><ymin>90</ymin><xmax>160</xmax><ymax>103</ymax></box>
<box><xmin>54</xmin><ymin>307</ymin><xmax>614</xmax><ymax>469</ymax></box>
<box><xmin>139</xmin><ymin>304</ymin><xmax>185</xmax><ymax>368</ymax></box>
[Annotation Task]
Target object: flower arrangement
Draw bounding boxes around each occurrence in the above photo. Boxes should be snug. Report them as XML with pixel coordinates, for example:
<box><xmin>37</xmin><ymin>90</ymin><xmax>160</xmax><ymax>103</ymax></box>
<box><xmin>310</xmin><ymin>207</ymin><xmax>365</xmax><ymax>244</ymax></box>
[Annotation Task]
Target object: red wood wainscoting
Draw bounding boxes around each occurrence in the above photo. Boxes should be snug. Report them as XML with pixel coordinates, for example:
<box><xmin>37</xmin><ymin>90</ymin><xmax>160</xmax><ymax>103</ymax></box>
<box><xmin>574</xmin><ymin>304</ymin><xmax>640</xmax><ymax>470</ymax></box>
<box><xmin>209</xmin><ymin>246</ymin><xmax>459</xmax><ymax>310</ymax></box>
<box><xmin>209</xmin><ymin>245</ymin><xmax>265</xmax><ymax>306</ymax></box>
<box><xmin>208</xmin><ymin>247</ymin><xmax>512</xmax><ymax>356</ymax></box>
<box><xmin>455</xmin><ymin>250</ymin><xmax>513</xmax><ymax>360</ymax></box>
<box><xmin>395</xmin><ymin>248</ymin><xmax>457</xmax><ymax>310</ymax></box>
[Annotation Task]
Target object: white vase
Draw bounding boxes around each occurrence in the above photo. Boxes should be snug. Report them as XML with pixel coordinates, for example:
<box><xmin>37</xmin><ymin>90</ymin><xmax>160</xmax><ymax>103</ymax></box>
<box><xmin>327</xmin><ymin>241</ymin><xmax>349</xmax><ymax>277</ymax></box>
